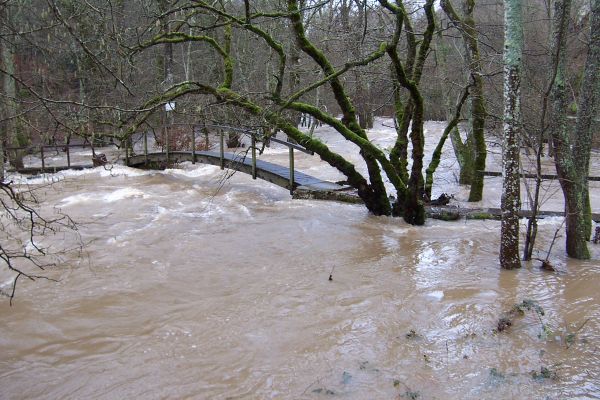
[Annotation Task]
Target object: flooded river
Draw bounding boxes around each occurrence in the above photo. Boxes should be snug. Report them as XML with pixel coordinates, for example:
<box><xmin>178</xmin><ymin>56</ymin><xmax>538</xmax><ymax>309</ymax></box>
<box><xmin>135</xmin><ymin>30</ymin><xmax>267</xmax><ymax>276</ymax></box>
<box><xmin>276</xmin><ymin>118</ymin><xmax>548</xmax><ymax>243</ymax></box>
<box><xmin>1</xmin><ymin>120</ymin><xmax>599</xmax><ymax>399</ymax></box>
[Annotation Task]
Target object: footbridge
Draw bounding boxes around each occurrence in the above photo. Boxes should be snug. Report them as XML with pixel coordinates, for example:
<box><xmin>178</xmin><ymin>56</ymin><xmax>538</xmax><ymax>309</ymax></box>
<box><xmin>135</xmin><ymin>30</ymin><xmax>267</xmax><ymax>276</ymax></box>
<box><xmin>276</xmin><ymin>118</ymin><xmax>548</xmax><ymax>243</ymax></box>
<box><xmin>125</xmin><ymin>124</ymin><xmax>352</xmax><ymax>194</ymax></box>
<box><xmin>7</xmin><ymin>124</ymin><xmax>350</xmax><ymax>195</ymax></box>
<box><xmin>127</xmin><ymin>150</ymin><xmax>346</xmax><ymax>193</ymax></box>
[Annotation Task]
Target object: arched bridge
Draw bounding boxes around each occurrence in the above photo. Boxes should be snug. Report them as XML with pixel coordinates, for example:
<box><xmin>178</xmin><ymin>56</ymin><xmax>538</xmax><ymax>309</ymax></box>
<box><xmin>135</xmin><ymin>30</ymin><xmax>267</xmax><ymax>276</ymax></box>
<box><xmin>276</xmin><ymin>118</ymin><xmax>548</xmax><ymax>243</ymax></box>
<box><xmin>127</xmin><ymin>150</ymin><xmax>346</xmax><ymax>193</ymax></box>
<box><xmin>125</xmin><ymin>124</ymin><xmax>349</xmax><ymax>195</ymax></box>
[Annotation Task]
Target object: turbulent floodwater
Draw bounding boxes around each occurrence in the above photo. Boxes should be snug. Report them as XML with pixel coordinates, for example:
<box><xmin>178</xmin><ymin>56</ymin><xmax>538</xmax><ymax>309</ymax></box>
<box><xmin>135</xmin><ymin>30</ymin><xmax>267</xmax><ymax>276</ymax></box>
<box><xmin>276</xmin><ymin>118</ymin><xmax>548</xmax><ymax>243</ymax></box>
<box><xmin>1</xmin><ymin>120</ymin><xmax>600</xmax><ymax>399</ymax></box>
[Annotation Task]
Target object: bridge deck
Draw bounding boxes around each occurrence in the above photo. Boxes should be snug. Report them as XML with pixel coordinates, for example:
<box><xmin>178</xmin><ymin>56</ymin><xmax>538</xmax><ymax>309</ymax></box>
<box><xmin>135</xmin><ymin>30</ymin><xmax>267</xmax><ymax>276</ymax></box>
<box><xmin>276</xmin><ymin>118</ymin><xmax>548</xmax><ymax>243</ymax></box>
<box><xmin>127</xmin><ymin>151</ymin><xmax>349</xmax><ymax>192</ymax></box>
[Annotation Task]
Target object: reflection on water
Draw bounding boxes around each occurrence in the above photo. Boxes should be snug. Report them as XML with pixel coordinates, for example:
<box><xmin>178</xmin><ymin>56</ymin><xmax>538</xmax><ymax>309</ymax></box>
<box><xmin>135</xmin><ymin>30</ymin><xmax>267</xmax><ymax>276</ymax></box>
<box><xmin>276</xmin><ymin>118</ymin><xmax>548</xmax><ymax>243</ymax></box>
<box><xmin>1</xmin><ymin>120</ymin><xmax>599</xmax><ymax>399</ymax></box>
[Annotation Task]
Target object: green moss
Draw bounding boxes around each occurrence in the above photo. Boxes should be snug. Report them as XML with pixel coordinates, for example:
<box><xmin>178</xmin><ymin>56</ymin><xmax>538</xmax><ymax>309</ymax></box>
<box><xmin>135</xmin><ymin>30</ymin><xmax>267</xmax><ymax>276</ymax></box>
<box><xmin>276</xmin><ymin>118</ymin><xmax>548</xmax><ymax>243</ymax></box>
<box><xmin>433</xmin><ymin>211</ymin><xmax>461</xmax><ymax>221</ymax></box>
<box><xmin>569</xmin><ymin>101</ymin><xmax>578</xmax><ymax>114</ymax></box>
<box><xmin>466</xmin><ymin>212</ymin><xmax>501</xmax><ymax>220</ymax></box>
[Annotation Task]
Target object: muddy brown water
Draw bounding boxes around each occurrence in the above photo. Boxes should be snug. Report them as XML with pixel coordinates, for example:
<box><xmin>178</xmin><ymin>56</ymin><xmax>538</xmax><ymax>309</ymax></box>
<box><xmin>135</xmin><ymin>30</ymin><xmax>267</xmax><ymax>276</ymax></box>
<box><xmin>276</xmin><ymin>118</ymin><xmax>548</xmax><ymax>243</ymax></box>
<box><xmin>1</xmin><ymin>120</ymin><xmax>599</xmax><ymax>399</ymax></box>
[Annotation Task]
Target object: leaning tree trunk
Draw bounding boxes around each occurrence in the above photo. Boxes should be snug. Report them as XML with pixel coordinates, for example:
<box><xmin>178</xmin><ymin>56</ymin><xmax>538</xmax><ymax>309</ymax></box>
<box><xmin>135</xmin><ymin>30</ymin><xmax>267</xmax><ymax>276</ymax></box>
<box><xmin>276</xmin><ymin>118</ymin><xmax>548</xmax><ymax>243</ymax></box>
<box><xmin>288</xmin><ymin>0</ymin><xmax>392</xmax><ymax>216</ymax></box>
<box><xmin>500</xmin><ymin>0</ymin><xmax>523</xmax><ymax>270</ymax></box>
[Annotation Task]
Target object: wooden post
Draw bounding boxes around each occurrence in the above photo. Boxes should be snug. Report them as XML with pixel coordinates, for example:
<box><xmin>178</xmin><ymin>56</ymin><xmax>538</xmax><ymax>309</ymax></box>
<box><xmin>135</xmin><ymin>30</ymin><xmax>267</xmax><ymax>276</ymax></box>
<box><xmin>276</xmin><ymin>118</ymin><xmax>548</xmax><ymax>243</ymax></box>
<box><xmin>289</xmin><ymin>147</ymin><xmax>294</xmax><ymax>195</ymax></box>
<box><xmin>124</xmin><ymin>138</ymin><xmax>129</xmax><ymax>166</ymax></box>
<box><xmin>143</xmin><ymin>131</ymin><xmax>148</xmax><ymax>165</ymax></box>
<box><xmin>219</xmin><ymin>128</ymin><xmax>224</xmax><ymax>170</ymax></box>
<box><xmin>165</xmin><ymin>126</ymin><xmax>170</xmax><ymax>165</ymax></box>
<box><xmin>40</xmin><ymin>146</ymin><xmax>45</xmax><ymax>172</ymax></box>
<box><xmin>251</xmin><ymin>134</ymin><xmax>256</xmax><ymax>179</ymax></box>
<box><xmin>66</xmin><ymin>145</ymin><xmax>71</xmax><ymax>168</ymax></box>
<box><xmin>191</xmin><ymin>125</ymin><xmax>196</xmax><ymax>164</ymax></box>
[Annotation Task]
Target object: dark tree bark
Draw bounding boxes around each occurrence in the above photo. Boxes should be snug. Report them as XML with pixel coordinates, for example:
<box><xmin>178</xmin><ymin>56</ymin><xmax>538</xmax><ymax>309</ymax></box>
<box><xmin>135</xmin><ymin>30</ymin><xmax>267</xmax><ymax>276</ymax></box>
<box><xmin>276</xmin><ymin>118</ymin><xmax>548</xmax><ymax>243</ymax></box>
<box><xmin>287</xmin><ymin>0</ymin><xmax>392</xmax><ymax>216</ymax></box>
<box><xmin>1</xmin><ymin>3</ymin><xmax>24</xmax><ymax>170</ymax></box>
<box><xmin>549</xmin><ymin>0</ymin><xmax>598</xmax><ymax>259</ymax></box>
<box><xmin>440</xmin><ymin>0</ymin><xmax>487</xmax><ymax>202</ymax></box>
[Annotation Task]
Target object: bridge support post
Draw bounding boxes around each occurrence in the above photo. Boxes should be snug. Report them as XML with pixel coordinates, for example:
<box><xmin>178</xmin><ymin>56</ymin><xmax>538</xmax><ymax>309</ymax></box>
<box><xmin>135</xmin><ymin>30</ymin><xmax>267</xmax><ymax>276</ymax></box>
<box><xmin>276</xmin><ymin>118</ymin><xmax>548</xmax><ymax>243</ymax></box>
<box><xmin>144</xmin><ymin>131</ymin><xmax>148</xmax><ymax>165</ymax></box>
<box><xmin>219</xmin><ymin>129</ymin><xmax>224</xmax><ymax>170</ymax></box>
<box><xmin>191</xmin><ymin>125</ymin><xmax>196</xmax><ymax>164</ymax></box>
<box><xmin>124</xmin><ymin>139</ymin><xmax>129</xmax><ymax>166</ymax></box>
<box><xmin>251</xmin><ymin>134</ymin><xmax>256</xmax><ymax>179</ymax></box>
<box><xmin>166</xmin><ymin>126</ymin><xmax>170</xmax><ymax>165</ymax></box>
<box><xmin>40</xmin><ymin>146</ymin><xmax>45</xmax><ymax>172</ymax></box>
<box><xmin>289</xmin><ymin>147</ymin><xmax>294</xmax><ymax>195</ymax></box>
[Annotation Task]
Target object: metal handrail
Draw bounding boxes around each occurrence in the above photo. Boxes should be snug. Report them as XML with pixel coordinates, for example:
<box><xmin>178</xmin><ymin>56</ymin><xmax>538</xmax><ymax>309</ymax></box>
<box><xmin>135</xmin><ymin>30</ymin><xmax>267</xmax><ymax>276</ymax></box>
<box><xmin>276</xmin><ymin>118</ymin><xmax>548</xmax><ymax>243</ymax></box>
<box><xmin>148</xmin><ymin>123</ymin><xmax>313</xmax><ymax>195</ymax></box>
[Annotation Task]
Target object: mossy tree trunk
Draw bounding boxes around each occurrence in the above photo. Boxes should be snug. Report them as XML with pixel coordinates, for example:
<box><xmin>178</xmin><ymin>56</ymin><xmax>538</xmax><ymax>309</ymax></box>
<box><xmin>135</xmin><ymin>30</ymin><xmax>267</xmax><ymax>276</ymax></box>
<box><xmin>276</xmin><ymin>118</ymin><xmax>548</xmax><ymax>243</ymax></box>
<box><xmin>1</xmin><ymin>3</ymin><xmax>25</xmax><ymax>170</ymax></box>
<box><xmin>434</xmin><ymin>29</ymin><xmax>477</xmax><ymax>188</ymax></box>
<box><xmin>548</xmin><ymin>0</ymin><xmax>599</xmax><ymax>259</ymax></box>
<box><xmin>572</xmin><ymin>0</ymin><xmax>600</xmax><ymax>247</ymax></box>
<box><xmin>287</xmin><ymin>0</ymin><xmax>392</xmax><ymax>216</ymax></box>
<box><xmin>348</xmin><ymin>0</ymin><xmax>373</xmax><ymax>131</ymax></box>
<box><xmin>382</xmin><ymin>0</ymin><xmax>435</xmax><ymax>224</ymax></box>
<box><xmin>500</xmin><ymin>0</ymin><xmax>523</xmax><ymax>270</ymax></box>
<box><xmin>387</xmin><ymin>2</ymin><xmax>419</xmax><ymax>188</ymax></box>
<box><xmin>440</xmin><ymin>0</ymin><xmax>487</xmax><ymax>202</ymax></box>
<box><xmin>425</xmin><ymin>83</ymin><xmax>472</xmax><ymax>200</ymax></box>
<box><xmin>287</xmin><ymin>6</ymin><xmax>303</xmax><ymax>129</ymax></box>
<box><xmin>0</xmin><ymin>107</ymin><xmax>3</xmax><ymax>181</ymax></box>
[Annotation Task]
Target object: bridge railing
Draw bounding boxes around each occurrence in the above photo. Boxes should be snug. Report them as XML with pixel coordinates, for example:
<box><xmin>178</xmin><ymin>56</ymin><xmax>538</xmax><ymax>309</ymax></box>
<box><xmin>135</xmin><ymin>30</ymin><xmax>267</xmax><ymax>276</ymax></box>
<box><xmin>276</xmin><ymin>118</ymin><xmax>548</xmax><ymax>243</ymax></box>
<box><xmin>5</xmin><ymin>142</ymin><xmax>117</xmax><ymax>173</ymax></box>
<box><xmin>140</xmin><ymin>123</ymin><xmax>315</xmax><ymax>194</ymax></box>
<box><xmin>5</xmin><ymin>125</ymin><xmax>315</xmax><ymax>194</ymax></box>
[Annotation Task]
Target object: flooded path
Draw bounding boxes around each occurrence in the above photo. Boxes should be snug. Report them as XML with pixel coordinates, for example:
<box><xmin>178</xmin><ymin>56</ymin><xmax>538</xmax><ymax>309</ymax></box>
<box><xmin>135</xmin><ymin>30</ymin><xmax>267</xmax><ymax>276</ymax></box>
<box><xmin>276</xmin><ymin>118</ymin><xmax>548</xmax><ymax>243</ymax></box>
<box><xmin>1</xmin><ymin>120</ymin><xmax>599</xmax><ymax>399</ymax></box>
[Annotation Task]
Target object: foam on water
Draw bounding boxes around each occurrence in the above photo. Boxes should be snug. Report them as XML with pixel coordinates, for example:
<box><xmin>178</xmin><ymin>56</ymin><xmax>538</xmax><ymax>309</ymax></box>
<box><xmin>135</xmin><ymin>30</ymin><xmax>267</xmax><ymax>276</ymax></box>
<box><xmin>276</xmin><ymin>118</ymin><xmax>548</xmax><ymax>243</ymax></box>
<box><xmin>141</xmin><ymin>201</ymin><xmax>230</xmax><ymax>227</ymax></box>
<box><xmin>97</xmin><ymin>165</ymin><xmax>154</xmax><ymax>178</ymax></box>
<box><xmin>426</xmin><ymin>290</ymin><xmax>445</xmax><ymax>300</ymax></box>
<box><xmin>6</xmin><ymin>165</ymin><xmax>154</xmax><ymax>186</ymax></box>
<box><xmin>0</xmin><ymin>275</ymin><xmax>14</xmax><ymax>291</ymax></box>
<box><xmin>164</xmin><ymin>163</ymin><xmax>222</xmax><ymax>178</ymax></box>
<box><xmin>60</xmin><ymin>187</ymin><xmax>148</xmax><ymax>207</ymax></box>
<box><xmin>531</xmin><ymin>216</ymin><xmax>567</xmax><ymax>226</ymax></box>
<box><xmin>59</xmin><ymin>193</ymin><xmax>94</xmax><ymax>207</ymax></box>
<box><xmin>102</xmin><ymin>188</ymin><xmax>148</xmax><ymax>203</ymax></box>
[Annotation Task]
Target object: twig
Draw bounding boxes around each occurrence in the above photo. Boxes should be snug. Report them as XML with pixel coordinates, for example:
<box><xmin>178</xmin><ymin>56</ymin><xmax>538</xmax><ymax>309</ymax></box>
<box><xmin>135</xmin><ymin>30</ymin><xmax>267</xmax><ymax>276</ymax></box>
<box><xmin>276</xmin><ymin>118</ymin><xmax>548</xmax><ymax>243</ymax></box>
<box><xmin>545</xmin><ymin>220</ymin><xmax>565</xmax><ymax>262</ymax></box>
<box><xmin>566</xmin><ymin>318</ymin><xmax>590</xmax><ymax>349</ymax></box>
